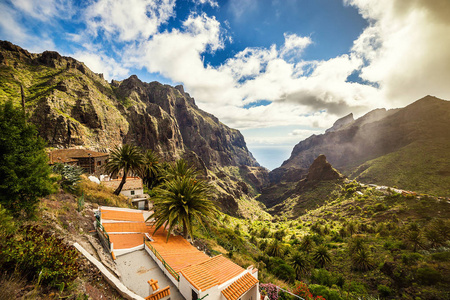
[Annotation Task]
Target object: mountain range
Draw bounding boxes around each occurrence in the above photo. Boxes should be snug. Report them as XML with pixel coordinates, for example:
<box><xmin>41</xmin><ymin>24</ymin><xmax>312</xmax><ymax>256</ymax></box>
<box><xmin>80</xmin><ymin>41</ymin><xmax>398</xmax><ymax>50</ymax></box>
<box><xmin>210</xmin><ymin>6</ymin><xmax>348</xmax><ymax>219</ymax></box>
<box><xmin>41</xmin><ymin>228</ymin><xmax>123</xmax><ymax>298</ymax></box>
<box><xmin>1</xmin><ymin>41</ymin><xmax>449</xmax><ymax>217</ymax></box>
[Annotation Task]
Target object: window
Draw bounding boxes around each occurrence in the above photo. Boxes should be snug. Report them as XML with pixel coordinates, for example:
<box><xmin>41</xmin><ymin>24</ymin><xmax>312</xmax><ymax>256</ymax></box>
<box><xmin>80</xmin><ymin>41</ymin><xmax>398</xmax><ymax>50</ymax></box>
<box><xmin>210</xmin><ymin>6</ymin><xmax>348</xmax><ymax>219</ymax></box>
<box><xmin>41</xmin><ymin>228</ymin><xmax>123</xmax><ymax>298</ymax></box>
<box><xmin>192</xmin><ymin>289</ymin><xmax>198</xmax><ymax>300</ymax></box>
<box><xmin>131</xmin><ymin>190</ymin><xmax>135</xmax><ymax>195</ymax></box>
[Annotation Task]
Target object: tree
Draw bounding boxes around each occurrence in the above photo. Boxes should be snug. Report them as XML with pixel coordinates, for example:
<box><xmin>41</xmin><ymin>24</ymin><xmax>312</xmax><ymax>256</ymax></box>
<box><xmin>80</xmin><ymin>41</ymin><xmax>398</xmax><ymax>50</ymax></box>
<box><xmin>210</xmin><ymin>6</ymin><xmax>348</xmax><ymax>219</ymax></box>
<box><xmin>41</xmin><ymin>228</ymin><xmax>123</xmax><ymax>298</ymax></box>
<box><xmin>290</xmin><ymin>251</ymin><xmax>312</xmax><ymax>279</ymax></box>
<box><xmin>104</xmin><ymin>144</ymin><xmax>144</xmax><ymax>195</ymax></box>
<box><xmin>266</xmin><ymin>238</ymin><xmax>284</xmax><ymax>257</ymax></box>
<box><xmin>148</xmin><ymin>171</ymin><xmax>217</xmax><ymax>241</ymax></box>
<box><xmin>140</xmin><ymin>149</ymin><xmax>163</xmax><ymax>191</ymax></box>
<box><xmin>165</xmin><ymin>159</ymin><xmax>199</xmax><ymax>180</ymax></box>
<box><xmin>351</xmin><ymin>248</ymin><xmax>374</xmax><ymax>271</ymax></box>
<box><xmin>312</xmin><ymin>245</ymin><xmax>331</xmax><ymax>268</ymax></box>
<box><xmin>0</xmin><ymin>101</ymin><xmax>54</xmax><ymax>216</ymax></box>
<box><xmin>300</xmin><ymin>235</ymin><xmax>315</xmax><ymax>253</ymax></box>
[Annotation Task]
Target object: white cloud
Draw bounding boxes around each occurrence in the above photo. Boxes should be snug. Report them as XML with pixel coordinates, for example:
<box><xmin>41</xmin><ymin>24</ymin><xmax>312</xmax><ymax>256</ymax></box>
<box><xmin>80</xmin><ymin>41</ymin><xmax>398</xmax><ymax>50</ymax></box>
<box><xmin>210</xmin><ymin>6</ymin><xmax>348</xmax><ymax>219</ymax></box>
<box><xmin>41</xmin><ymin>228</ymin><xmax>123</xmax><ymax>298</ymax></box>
<box><xmin>280</xmin><ymin>33</ymin><xmax>312</xmax><ymax>58</ymax></box>
<box><xmin>72</xmin><ymin>51</ymin><xmax>129</xmax><ymax>81</ymax></box>
<box><xmin>193</xmin><ymin>0</ymin><xmax>219</xmax><ymax>8</ymax></box>
<box><xmin>12</xmin><ymin>0</ymin><xmax>74</xmax><ymax>21</ymax></box>
<box><xmin>346</xmin><ymin>0</ymin><xmax>450</xmax><ymax>106</ymax></box>
<box><xmin>85</xmin><ymin>0</ymin><xmax>176</xmax><ymax>41</ymax></box>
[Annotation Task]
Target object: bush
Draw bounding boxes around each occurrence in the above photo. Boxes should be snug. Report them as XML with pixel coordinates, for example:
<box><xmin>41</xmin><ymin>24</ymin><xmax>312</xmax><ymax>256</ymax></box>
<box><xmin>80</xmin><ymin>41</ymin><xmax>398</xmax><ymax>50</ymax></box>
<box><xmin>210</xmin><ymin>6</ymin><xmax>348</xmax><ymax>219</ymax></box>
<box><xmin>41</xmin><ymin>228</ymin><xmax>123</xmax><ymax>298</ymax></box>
<box><xmin>0</xmin><ymin>225</ymin><xmax>79</xmax><ymax>286</ymax></box>
<box><xmin>272</xmin><ymin>263</ymin><xmax>295</xmax><ymax>283</ymax></box>
<box><xmin>309</xmin><ymin>284</ymin><xmax>343</xmax><ymax>300</ymax></box>
<box><xmin>52</xmin><ymin>163</ymin><xmax>83</xmax><ymax>192</ymax></box>
<box><xmin>260</xmin><ymin>283</ymin><xmax>279</xmax><ymax>300</ymax></box>
<box><xmin>431</xmin><ymin>251</ymin><xmax>450</xmax><ymax>262</ymax></box>
<box><xmin>377</xmin><ymin>284</ymin><xmax>392</xmax><ymax>297</ymax></box>
<box><xmin>416</xmin><ymin>267</ymin><xmax>442</xmax><ymax>285</ymax></box>
<box><xmin>401</xmin><ymin>252</ymin><xmax>423</xmax><ymax>265</ymax></box>
<box><xmin>311</xmin><ymin>268</ymin><xmax>334</xmax><ymax>287</ymax></box>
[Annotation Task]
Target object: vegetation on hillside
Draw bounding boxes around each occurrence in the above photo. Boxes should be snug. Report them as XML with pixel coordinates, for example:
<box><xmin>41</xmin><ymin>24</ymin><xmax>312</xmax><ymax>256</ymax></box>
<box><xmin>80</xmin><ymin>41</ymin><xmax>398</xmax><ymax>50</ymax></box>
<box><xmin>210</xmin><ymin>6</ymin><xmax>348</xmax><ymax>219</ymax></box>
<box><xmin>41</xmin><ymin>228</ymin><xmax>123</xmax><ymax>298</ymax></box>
<box><xmin>192</xmin><ymin>181</ymin><xmax>450</xmax><ymax>300</ymax></box>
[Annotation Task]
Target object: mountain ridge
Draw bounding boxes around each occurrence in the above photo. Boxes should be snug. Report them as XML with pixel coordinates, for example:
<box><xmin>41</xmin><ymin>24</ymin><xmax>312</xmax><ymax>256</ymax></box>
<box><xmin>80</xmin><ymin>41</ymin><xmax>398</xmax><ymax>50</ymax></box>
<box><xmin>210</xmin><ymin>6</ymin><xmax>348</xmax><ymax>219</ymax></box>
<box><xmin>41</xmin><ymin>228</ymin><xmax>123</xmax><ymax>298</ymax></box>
<box><xmin>267</xmin><ymin>95</ymin><xmax>450</xmax><ymax>198</ymax></box>
<box><xmin>0</xmin><ymin>40</ymin><xmax>269</xmax><ymax>216</ymax></box>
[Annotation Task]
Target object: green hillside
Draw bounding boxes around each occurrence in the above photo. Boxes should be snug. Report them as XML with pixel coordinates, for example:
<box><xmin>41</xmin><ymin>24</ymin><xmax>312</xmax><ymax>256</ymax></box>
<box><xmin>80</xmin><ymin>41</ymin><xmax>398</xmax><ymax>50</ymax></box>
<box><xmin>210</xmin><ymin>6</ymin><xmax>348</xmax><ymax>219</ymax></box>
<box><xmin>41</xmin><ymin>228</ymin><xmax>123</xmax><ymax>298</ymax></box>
<box><xmin>351</xmin><ymin>139</ymin><xmax>450</xmax><ymax>197</ymax></box>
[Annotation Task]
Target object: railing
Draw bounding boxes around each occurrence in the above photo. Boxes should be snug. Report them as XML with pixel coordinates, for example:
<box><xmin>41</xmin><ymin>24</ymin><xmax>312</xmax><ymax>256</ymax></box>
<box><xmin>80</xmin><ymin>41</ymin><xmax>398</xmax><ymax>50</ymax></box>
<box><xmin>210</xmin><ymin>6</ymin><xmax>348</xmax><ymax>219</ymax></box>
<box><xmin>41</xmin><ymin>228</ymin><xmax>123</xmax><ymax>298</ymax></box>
<box><xmin>96</xmin><ymin>219</ymin><xmax>111</xmax><ymax>251</ymax></box>
<box><xmin>145</xmin><ymin>241</ymin><xmax>180</xmax><ymax>281</ymax></box>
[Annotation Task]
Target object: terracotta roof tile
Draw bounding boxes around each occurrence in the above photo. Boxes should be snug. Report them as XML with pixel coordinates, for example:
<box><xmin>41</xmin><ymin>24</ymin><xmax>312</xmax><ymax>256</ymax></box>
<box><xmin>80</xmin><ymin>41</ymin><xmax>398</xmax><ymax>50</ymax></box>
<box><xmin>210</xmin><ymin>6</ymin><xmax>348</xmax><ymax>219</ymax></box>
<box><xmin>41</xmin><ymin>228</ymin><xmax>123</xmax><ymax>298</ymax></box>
<box><xmin>103</xmin><ymin>222</ymin><xmax>149</xmax><ymax>233</ymax></box>
<box><xmin>109</xmin><ymin>233</ymin><xmax>145</xmax><ymax>249</ymax></box>
<box><xmin>221</xmin><ymin>273</ymin><xmax>259</xmax><ymax>300</ymax></box>
<box><xmin>100</xmin><ymin>209</ymin><xmax>144</xmax><ymax>222</ymax></box>
<box><xmin>180</xmin><ymin>255</ymin><xmax>244</xmax><ymax>292</ymax></box>
<box><xmin>48</xmin><ymin>148</ymin><xmax>108</xmax><ymax>164</ymax></box>
<box><xmin>148</xmin><ymin>225</ymin><xmax>210</xmax><ymax>273</ymax></box>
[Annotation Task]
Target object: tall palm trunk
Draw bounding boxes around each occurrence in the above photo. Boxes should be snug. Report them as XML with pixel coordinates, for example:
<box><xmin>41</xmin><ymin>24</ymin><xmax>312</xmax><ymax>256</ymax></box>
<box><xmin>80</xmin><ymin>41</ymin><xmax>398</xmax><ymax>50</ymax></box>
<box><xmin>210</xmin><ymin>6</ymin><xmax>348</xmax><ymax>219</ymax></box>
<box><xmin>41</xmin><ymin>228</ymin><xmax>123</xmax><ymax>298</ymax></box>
<box><xmin>114</xmin><ymin>169</ymin><xmax>128</xmax><ymax>195</ymax></box>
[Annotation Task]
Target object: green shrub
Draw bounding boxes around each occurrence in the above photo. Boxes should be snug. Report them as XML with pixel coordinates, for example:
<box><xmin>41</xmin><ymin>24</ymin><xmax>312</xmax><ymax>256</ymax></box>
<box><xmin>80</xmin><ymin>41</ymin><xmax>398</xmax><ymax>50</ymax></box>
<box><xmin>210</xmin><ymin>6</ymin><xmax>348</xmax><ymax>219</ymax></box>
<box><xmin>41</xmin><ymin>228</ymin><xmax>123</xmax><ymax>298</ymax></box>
<box><xmin>52</xmin><ymin>163</ymin><xmax>83</xmax><ymax>192</ymax></box>
<box><xmin>377</xmin><ymin>284</ymin><xmax>392</xmax><ymax>297</ymax></box>
<box><xmin>311</xmin><ymin>268</ymin><xmax>334</xmax><ymax>287</ymax></box>
<box><xmin>309</xmin><ymin>284</ymin><xmax>343</xmax><ymax>300</ymax></box>
<box><xmin>431</xmin><ymin>251</ymin><xmax>450</xmax><ymax>262</ymax></box>
<box><xmin>416</xmin><ymin>267</ymin><xmax>442</xmax><ymax>285</ymax></box>
<box><xmin>401</xmin><ymin>252</ymin><xmax>423</xmax><ymax>265</ymax></box>
<box><xmin>345</xmin><ymin>281</ymin><xmax>367</xmax><ymax>294</ymax></box>
<box><xmin>0</xmin><ymin>225</ymin><xmax>79</xmax><ymax>286</ymax></box>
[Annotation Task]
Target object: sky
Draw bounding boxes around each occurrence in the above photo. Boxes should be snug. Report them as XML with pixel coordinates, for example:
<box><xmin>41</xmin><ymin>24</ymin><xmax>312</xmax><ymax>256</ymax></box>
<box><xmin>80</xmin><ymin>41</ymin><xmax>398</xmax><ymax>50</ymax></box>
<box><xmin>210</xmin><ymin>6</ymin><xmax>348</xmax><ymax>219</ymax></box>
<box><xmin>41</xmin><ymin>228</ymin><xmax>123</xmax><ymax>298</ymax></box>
<box><xmin>1</xmin><ymin>0</ymin><xmax>450</xmax><ymax>170</ymax></box>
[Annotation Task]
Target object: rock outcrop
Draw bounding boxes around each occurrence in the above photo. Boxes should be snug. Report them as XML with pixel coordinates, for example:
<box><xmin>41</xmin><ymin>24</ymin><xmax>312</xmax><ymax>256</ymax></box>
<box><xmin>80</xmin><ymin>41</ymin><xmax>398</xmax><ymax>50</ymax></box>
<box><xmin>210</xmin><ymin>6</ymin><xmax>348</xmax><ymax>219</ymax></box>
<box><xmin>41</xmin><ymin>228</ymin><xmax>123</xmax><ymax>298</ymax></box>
<box><xmin>0</xmin><ymin>41</ymin><xmax>269</xmax><ymax>216</ymax></box>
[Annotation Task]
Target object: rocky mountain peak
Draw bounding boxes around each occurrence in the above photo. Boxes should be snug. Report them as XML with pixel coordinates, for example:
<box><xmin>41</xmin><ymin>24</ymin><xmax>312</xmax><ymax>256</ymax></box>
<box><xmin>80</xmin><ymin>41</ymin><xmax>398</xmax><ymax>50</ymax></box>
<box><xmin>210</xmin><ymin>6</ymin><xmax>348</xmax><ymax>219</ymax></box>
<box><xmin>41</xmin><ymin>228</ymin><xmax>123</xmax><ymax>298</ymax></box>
<box><xmin>325</xmin><ymin>113</ymin><xmax>354</xmax><ymax>133</ymax></box>
<box><xmin>305</xmin><ymin>154</ymin><xmax>343</xmax><ymax>182</ymax></box>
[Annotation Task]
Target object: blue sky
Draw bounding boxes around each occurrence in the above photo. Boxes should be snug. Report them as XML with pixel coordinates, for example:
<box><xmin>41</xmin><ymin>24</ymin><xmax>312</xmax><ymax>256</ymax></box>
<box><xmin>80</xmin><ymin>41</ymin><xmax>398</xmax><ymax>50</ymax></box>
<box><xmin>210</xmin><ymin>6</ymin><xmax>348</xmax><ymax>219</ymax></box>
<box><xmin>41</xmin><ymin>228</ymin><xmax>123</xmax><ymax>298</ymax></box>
<box><xmin>1</xmin><ymin>0</ymin><xmax>450</xmax><ymax>169</ymax></box>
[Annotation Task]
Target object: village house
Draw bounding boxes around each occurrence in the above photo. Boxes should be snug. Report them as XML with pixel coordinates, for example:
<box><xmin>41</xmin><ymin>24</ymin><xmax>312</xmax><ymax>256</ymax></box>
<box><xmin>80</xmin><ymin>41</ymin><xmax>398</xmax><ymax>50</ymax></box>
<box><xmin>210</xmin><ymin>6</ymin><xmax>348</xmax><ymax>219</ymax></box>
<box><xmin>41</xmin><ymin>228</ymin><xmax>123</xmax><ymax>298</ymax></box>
<box><xmin>102</xmin><ymin>177</ymin><xmax>150</xmax><ymax>210</ymax></box>
<box><xmin>48</xmin><ymin>148</ymin><xmax>108</xmax><ymax>175</ymax></box>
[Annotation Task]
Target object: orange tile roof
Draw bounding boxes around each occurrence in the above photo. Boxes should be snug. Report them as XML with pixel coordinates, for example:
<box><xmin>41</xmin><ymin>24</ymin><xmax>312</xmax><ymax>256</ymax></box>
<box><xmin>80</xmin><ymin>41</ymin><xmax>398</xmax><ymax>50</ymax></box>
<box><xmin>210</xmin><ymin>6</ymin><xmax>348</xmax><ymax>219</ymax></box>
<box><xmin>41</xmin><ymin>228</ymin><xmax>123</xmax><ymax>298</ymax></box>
<box><xmin>48</xmin><ymin>148</ymin><xmax>108</xmax><ymax>164</ymax></box>
<box><xmin>103</xmin><ymin>222</ymin><xmax>149</xmax><ymax>233</ymax></box>
<box><xmin>148</xmin><ymin>225</ymin><xmax>210</xmax><ymax>273</ymax></box>
<box><xmin>221</xmin><ymin>273</ymin><xmax>259</xmax><ymax>300</ymax></box>
<box><xmin>109</xmin><ymin>233</ymin><xmax>145</xmax><ymax>249</ymax></box>
<box><xmin>100</xmin><ymin>209</ymin><xmax>144</xmax><ymax>222</ymax></box>
<box><xmin>102</xmin><ymin>178</ymin><xmax>144</xmax><ymax>191</ymax></box>
<box><xmin>180</xmin><ymin>255</ymin><xmax>244</xmax><ymax>292</ymax></box>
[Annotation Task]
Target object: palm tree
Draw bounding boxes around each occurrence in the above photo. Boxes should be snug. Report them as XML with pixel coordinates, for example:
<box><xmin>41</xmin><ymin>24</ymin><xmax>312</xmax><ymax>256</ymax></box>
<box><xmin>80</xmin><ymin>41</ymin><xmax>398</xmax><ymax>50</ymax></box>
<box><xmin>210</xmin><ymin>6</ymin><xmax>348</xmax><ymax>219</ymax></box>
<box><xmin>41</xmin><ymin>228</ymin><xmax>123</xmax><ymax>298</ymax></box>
<box><xmin>266</xmin><ymin>239</ymin><xmax>284</xmax><ymax>257</ymax></box>
<box><xmin>299</xmin><ymin>235</ymin><xmax>315</xmax><ymax>253</ymax></box>
<box><xmin>148</xmin><ymin>175</ymin><xmax>217</xmax><ymax>241</ymax></box>
<box><xmin>104</xmin><ymin>144</ymin><xmax>144</xmax><ymax>195</ymax></box>
<box><xmin>289</xmin><ymin>251</ymin><xmax>311</xmax><ymax>279</ymax></box>
<box><xmin>165</xmin><ymin>159</ymin><xmax>199</xmax><ymax>180</ymax></box>
<box><xmin>351</xmin><ymin>248</ymin><xmax>374</xmax><ymax>271</ymax></box>
<box><xmin>312</xmin><ymin>245</ymin><xmax>331</xmax><ymax>268</ymax></box>
<box><xmin>140</xmin><ymin>149</ymin><xmax>163</xmax><ymax>190</ymax></box>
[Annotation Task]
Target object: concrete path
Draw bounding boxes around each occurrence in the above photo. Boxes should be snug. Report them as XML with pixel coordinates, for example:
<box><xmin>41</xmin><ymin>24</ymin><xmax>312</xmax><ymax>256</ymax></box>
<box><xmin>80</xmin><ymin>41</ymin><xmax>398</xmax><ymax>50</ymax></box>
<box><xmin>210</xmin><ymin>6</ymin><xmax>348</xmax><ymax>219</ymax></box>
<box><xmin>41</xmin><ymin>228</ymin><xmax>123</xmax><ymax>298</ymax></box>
<box><xmin>116</xmin><ymin>250</ymin><xmax>185</xmax><ymax>300</ymax></box>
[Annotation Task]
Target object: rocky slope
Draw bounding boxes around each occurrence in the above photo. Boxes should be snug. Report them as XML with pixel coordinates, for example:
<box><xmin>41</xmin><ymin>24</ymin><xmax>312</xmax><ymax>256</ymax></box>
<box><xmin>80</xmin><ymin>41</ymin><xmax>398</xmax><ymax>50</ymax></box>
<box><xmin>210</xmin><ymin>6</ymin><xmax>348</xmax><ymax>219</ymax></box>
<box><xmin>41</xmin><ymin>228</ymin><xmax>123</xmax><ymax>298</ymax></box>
<box><xmin>268</xmin><ymin>95</ymin><xmax>450</xmax><ymax>197</ymax></box>
<box><xmin>0</xmin><ymin>41</ymin><xmax>269</xmax><ymax>215</ymax></box>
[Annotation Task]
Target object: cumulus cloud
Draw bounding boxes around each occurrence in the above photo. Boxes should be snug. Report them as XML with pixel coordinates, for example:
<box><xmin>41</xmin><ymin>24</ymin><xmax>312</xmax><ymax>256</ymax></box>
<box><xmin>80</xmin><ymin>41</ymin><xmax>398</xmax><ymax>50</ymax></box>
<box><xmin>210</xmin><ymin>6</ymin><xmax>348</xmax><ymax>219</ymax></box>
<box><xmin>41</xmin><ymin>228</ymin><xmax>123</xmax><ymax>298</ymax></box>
<box><xmin>193</xmin><ymin>0</ymin><xmax>219</xmax><ymax>8</ymax></box>
<box><xmin>72</xmin><ymin>51</ymin><xmax>129</xmax><ymax>81</ymax></box>
<box><xmin>346</xmin><ymin>0</ymin><xmax>450</xmax><ymax>106</ymax></box>
<box><xmin>85</xmin><ymin>0</ymin><xmax>176</xmax><ymax>41</ymax></box>
<box><xmin>280</xmin><ymin>33</ymin><xmax>312</xmax><ymax>58</ymax></box>
<box><xmin>12</xmin><ymin>0</ymin><xmax>74</xmax><ymax>21</ymax></box>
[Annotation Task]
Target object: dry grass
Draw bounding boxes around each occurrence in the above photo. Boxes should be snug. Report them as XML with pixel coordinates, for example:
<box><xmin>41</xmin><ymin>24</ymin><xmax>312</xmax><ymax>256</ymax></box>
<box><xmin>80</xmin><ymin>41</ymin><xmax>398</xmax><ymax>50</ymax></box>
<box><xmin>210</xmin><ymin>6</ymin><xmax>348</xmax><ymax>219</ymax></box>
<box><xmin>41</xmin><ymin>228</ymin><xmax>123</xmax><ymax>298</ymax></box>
<box><xmin>79</xmin><ymin>176</ymin><xmax>131</xmax><ymax>208</ymax></box>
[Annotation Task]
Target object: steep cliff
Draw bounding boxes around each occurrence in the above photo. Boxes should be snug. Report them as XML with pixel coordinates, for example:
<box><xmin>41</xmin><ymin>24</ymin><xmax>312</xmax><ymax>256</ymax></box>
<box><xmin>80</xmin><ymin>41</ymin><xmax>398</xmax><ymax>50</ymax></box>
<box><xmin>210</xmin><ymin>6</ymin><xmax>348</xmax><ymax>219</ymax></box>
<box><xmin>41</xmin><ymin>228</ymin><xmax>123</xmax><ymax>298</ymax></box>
<box><xmin>0</xmin><ymin>41</ymin><xmax>269</xmax><ymax>216</ymax></box>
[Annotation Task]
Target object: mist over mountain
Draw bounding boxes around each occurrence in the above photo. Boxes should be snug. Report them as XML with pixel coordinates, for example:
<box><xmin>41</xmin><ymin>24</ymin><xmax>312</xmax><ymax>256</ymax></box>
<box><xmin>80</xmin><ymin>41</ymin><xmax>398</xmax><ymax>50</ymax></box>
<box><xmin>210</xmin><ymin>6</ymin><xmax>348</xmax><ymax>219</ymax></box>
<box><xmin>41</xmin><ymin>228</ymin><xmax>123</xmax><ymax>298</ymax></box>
<box><xmin>268</xmin><ymin>95</ymin><xmax>450</xmax><ymax>198</ymax></box>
